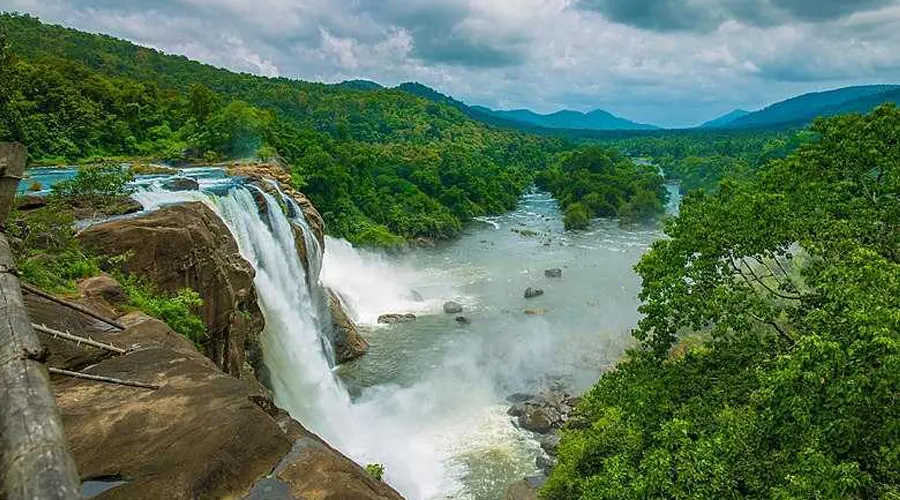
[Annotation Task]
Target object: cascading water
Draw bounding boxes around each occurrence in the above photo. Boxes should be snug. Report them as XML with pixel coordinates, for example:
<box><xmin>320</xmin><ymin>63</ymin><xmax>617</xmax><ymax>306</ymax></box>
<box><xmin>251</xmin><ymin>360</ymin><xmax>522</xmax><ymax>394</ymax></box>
<box><xmin>136</xmin><ymin>181</ymin><xmax>354</xmax><ymax>442</ymax></box>
<box><xmin>133</xmin><ymin>173</ymin><xmax>667</xmax><ymax>500</ymax></box>
<box><xmin>134</xmin><ymin>178</ymin><xmax>464</xmax><ymax>498</ymax></box>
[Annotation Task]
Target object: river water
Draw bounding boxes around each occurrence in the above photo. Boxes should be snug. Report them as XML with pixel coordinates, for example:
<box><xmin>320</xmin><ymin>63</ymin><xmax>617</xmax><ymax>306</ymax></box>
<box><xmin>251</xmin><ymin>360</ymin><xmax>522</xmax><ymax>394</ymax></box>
<box><xmin>21</xmin><ymin>167</ymin><xmax>679</xmax><ymax>500</ymax></box>
<box><xmin>322</xmin><ymin>187</ymin><xmax>680</xmax><ymax>499</ymax></box>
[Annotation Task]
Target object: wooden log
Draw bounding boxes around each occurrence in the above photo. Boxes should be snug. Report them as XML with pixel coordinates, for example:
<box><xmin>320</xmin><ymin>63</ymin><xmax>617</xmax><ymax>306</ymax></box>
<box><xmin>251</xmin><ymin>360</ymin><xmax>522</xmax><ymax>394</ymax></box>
<box><xmin>21</xmin><ymin>283</ymin><xmax>126</xmax><ymax>331</ymax></box>
<box><xmin>48</xmin><ymin>368</ymin><xmax>159</xmax><ymax>391</ymax></box>
<box><xmin>0</xmin><ymin>143</ymin><xmax>27</xmax><ymax>225</ymax></box>
<box><xmin>32</xmin><ymin>324</ymin><xmax>128</xmax><ymax>355</ymax></box>
<box><xmin>0</xmin><ymin>234</ymin><xmax>81</xmax><ymax>500</ymax></box>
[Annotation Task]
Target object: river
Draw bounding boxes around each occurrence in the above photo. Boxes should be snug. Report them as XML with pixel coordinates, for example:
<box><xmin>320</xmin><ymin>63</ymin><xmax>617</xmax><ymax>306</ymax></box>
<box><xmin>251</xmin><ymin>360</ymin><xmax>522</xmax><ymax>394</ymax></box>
<box><xmin>321</xmin><ymin>187</ymin><xmax>680</xmax><ymax>499</ymax></box>
<box><xmin>20</xmin><ymin>167</ymin><xmax>679</xmax><ymax>500</ymax></box>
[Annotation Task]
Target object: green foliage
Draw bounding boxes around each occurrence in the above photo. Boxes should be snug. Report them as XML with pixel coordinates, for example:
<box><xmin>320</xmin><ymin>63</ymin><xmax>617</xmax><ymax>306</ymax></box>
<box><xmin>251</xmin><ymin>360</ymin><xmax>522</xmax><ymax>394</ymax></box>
<box><xmin>6</xmin><ymin>205</ymin><xmax>101</xmax><ymax>293</ymax></box>
<box><xmin>0</xmin><ymin>13</ymin><xmax>566</xmax><ymax>245</ymax></box>
<box><xmin>50</xmin><ymin>164</ymin><xmax>135</xmax><ymax>211</ymax></box>
<box><xmin>118</xmin><ymin>276</ymin><xmax>207</xmax><ymax>346</ymax></box>
<box><xmin>365</xmin><ymin>463</ymin><xmax>385</xmax><ymax>481</ymax></box>
<box><xmin>545</xmin><ymin>105</ymin><xmax>900</xmax><ymax>499</ymax></box>
<box><xmin>563</xmin><ymin>203</ymin><xmax>590</xmax><ymax>231</ymax></box>
<box><xmin>596</xmin><ymin>129</ymin><xmax>811</xmax><ymax>194</ymax></box>
<box><xmin>6</xmin><ymin>201</ymin><xmax>206</xmax><ymax>346</ymax></box>
<box><xmin>537</xmin><ymin>145</ymin><xmax>667</xmax><ymax>229</ymax></box>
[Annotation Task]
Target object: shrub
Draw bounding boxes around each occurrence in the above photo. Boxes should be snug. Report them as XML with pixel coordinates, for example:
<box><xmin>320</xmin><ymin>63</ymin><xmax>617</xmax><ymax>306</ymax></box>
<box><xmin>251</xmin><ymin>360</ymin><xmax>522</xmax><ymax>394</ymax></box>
<box><xmin>563</xmin><ymin>203</ymin><xmax>591</xmax><ymax>231</ymax></box>
<box><xmin>50</xmin><ymin>164</ymin><xmax>134</xmax><ymax>211</ymax></box>
<box><xmin>119</xmin><ymin>276</ymin><xmax>207</xmax><ymax>346</ymax></box>
<box><xmin>365</xmin><ymin>463</ymin><xmax>385</xmax><ymax>481</ymax></box>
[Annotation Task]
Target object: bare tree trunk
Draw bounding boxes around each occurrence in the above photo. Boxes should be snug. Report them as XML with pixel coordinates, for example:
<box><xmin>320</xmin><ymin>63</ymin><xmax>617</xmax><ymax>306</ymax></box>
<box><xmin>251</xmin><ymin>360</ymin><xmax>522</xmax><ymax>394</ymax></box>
<box><xmin>0</xmin><ymin>143</ymin><xmax>81</xmax><ymax>500</ymax></box>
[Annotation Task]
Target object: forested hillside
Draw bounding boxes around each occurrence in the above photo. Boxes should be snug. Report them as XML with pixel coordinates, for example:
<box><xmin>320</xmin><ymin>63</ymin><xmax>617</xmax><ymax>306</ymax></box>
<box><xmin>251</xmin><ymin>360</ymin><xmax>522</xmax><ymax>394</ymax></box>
<box><xmin>545</xmin><ymin>105</ymin><xmax>900</xmax><ymax>499</ymax></box>
<box><xmin>0</xmin><ymin>13</ymin><xmax>576</xmax><ymax>246</ymax></box>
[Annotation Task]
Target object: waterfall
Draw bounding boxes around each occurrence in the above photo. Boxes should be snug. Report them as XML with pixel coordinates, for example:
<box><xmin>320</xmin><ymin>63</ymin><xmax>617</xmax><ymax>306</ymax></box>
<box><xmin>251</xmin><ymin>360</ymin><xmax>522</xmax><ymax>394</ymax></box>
<box><xmin>134</xmin><ymin>179</ymin><xmax>472</xmax><ymax>499</ymax></box>
<box><xmin>135</xmin><ymin>183</ymin><xmax>353</xmax><ymax>443</ymax></box>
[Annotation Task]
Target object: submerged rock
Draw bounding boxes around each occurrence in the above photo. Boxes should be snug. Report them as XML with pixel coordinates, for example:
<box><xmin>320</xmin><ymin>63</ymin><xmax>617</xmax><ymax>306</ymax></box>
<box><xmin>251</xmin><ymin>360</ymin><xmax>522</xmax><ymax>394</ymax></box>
<box><xmin>524</xmin><ymin>287</ymin><xmax>544</xmax><ymax>299</ymax></box>
<box><xmin>544</xmin><ymin>268</ymin><xmax>563</xmax><ymax>278</ymax></box>
<box><xmin>536</xmin><ymin>454</ymin><xmax>557</xmax><ymax>475</ymax></box>
<box><xmin>443</xmin><ymin>301</ymin><xmax>463</xmax><ymax>314</ymax></box>
<box><xmin>506</xmin><ymin>393</ymin><xmax>535</xmax><ymax>404</ymax></box>
<box><xmin>328</xmin><ymin>289</ymin><xmax>369</xmax><ymax>364</ymax></box>
<box><xmin>455</xmin><ymin>316</ymin><xmax>471</xmax><ymax>325</ymax></box>
<box><xmin>524</xmin><ymin>309</ymin><xmax>547</xmax><ymax>316</ymax></box>
<box><xmin>161</xmin><ymin>176</ymin><xmax>199</xmax><ymax>191</ymax></box>
<box><xmin>378</xmin><ymin>313</ymin><xmax>417</xmax><ymax>324</ymax></box>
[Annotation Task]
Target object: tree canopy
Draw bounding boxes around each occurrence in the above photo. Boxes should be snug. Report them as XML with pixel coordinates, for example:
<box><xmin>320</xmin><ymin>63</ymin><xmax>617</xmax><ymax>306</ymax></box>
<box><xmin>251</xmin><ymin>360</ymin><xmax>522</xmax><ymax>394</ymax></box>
<box><xmin>543</xmin><ymin>105</ymin><xmax>900</xmax><ymax>499</ymax></box>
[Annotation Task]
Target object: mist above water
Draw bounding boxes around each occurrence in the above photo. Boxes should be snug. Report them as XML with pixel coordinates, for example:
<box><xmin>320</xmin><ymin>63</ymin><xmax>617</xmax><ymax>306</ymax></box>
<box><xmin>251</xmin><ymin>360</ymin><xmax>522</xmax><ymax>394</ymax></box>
<box><xmin>135</xmin><ymin>175</ymin><xmax>676</xmax><ymax>500</ymax></box>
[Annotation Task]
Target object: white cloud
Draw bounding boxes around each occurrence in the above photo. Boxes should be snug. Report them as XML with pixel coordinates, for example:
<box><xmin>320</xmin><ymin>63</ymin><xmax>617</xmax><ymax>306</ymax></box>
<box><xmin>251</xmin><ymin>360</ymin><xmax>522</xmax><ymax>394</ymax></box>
<box><xmin>2</xmin><ymin>0</ymin><xmax>899</xmax><ymax>126</ymax></box>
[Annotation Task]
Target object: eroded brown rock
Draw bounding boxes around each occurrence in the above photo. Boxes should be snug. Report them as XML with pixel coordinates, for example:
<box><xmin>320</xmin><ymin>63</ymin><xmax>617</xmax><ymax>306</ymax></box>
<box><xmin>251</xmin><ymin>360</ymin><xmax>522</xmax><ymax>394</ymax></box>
<box><xmin>78</xmin><ymin>202</ymin><xmax>265</xmax><ymax>380</ymax></box>
<box><xmin>328</xmin><ymin>289</ymin><xmax>369</xmax><ymax>364</ymax></box>
<box><xmin>31</xmin><ymin>287</ymin><xmax>404</xmax><ymax>500</ymax></box>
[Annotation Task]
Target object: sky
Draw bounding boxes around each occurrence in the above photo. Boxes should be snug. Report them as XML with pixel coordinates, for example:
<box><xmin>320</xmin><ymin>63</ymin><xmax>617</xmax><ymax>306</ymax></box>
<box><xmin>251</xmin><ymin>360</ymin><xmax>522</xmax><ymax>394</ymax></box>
<box><xmin>2</xmin><ymin>0</ymin><xmax>900</xmax><ymax>127</ymax></box>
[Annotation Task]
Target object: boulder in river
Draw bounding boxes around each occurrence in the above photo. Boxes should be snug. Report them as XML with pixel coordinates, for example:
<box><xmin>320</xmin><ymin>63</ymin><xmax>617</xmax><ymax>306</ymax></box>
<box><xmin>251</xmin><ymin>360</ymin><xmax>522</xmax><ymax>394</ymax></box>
<box><xmin>162</xmin><ymin>176</ymin><xmax>200</xmax><ymax>191</ymax></box>
<box><xmin>443</xmin><ymin>301</ymin><xmax>463</xmax><ymax>314</ymax></box>
<box><xmin>524</xmin><ymin>287</ymin><xmax>544</xmax><ymax>299</ymax></box>
<box><xmin>378</xmin><ymin>313</ymin><xmax>417</xmax><ymax>324</ymax></box>
<box><xmin>544</xmin><ymin>268</ymin><xmax>563</xmax><ymax>278</ymax></box>
<box><xmin>455</xmin><ymin>316</ymin><xmax>471</xmax><ymax>325</ymax></box>
<box><xmin>328</xmin><ymin>288</ymin><xmax>369</xmax><ymax>364</ymax></box>
<box><xmin>508</xmin><ymin>390</ymin><xmax>578</xmax><ymax>434</ymax></box>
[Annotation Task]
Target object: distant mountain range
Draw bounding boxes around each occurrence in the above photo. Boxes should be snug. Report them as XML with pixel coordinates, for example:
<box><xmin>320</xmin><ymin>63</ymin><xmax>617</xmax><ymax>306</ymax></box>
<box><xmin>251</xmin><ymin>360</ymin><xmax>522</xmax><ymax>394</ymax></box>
<box><xmin>395</xmin><ymin>82</ymin><xmax>658</xmax><ymax>131</ymax></box>
<box><xmin>700</xmin><ymin>109</ymin><xmax>751</xmax><ymax>128</ymax></box>
<box><xmin>352</xmin><ymin>81</ymin><xmax>900</xmax><ymax>133</ymax></box>
<box><xmin>472</xmin><ymin>107</ymin><xmax>659</xmax><ymax>131</ymax></box>
<box><xmin>706</xmin><ymin>85</ymin><xmax>900</xmax><ymax>130</ymax></box>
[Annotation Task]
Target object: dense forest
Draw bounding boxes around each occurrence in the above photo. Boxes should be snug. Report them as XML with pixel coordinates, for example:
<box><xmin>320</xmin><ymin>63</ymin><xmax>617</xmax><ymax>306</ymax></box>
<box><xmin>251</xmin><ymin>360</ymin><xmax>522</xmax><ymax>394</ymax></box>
<box><xmin>0</xmin><ymin>13</ymin><xmax>588</xmax><ymax>246</ymax></box>
<box><xmin>535</xmin><ymin>146</ymin><xmax>667</xmax><ymax>229</ymax></box>
<box><xmin>544</xmin><ymin>105</ymin><xmax>900</xmax><ymax>499</ymax></box>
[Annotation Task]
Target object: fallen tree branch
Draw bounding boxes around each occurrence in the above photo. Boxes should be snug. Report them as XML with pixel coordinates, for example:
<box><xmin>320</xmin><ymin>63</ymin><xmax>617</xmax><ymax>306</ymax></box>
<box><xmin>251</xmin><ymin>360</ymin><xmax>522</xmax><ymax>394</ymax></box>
<box><xmin>48</xmin><ymin>367</ymin><xmax>159</xmax><ymax>390</ymax></box>
<box><xmin>21</xmin><ymin>283</ymin><xmax>126</xmax><ymax>331</ymax></box>
<box><xmin>32</xmin><ymin>324</ymin><xmax>127</xmax><ymax>355</ymax></box>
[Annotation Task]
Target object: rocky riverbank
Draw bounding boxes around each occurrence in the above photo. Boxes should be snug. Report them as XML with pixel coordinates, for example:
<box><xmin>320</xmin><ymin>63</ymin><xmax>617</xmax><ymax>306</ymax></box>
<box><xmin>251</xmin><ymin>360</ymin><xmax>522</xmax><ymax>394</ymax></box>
<box><xmin>504</xmin><ymin>387</ymin><xmax>582</xmax><ymax>500</ymax></box>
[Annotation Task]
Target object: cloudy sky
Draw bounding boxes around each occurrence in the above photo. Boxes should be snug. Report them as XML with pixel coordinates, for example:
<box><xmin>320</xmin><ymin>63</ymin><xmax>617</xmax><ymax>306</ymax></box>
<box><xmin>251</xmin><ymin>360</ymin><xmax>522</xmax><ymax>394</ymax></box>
<box><xmin>3</xmin><ymin>0</ymin><xmax>900</xmax><ymax>127</ymax></box>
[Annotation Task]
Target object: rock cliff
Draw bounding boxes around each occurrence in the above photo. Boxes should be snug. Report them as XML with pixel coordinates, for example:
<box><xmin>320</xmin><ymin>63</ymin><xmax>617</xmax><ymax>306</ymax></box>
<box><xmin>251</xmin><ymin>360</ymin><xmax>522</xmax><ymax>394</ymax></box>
<box><xmin>27</xmin><ymin>281</ymin><xmax>403</xmax><ymax>500</ymax></box>
<box><xmin>78</xmin><ymin>202</ymin><xmax>265</xmax><ymax>380</ymax></box>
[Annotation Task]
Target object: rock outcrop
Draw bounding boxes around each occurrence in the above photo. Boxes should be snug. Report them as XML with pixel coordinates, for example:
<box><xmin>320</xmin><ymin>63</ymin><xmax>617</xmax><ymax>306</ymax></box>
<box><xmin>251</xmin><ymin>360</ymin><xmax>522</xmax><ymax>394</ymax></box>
<box><xmin>443</xmin><ymin>301</ymin><xmax>463</xmax><ymax>314</ymax></box>
<box><xmin>78</xmin><ymin>202</ymin><xmax>265</xmax><ymax>381</ymax></box>
<box><xmin>161</xmin><ymin>176</ymin><xmax>199</xmax><ymax>191</ymax></box>
<box><xmin>544</xmin><ymin>268</ymin><xmax>562</xmax><ymax>278</ymax></box>
<box><xmin>27</xmin><ymin>283</ymin><xmax>404</xmax><ymax>500</ymax></box>
<box><xmin>504</xmin><ymin>476</ymin><xmax>545</xmax><ymax>500</ymax></box>
<box><xmin>507</xmin><ymin>388</ymin><xmax>582</xmax><ymax>477</ymax></box>
<box><xmin>328</xmin><ymin>289</ymin><xmax>369</xmax><ymax>364</ymax></box>
<box><xmin>378</xmin><ymin>313</ymin><xmax>417</xmax><ymax>324</ymax></box>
